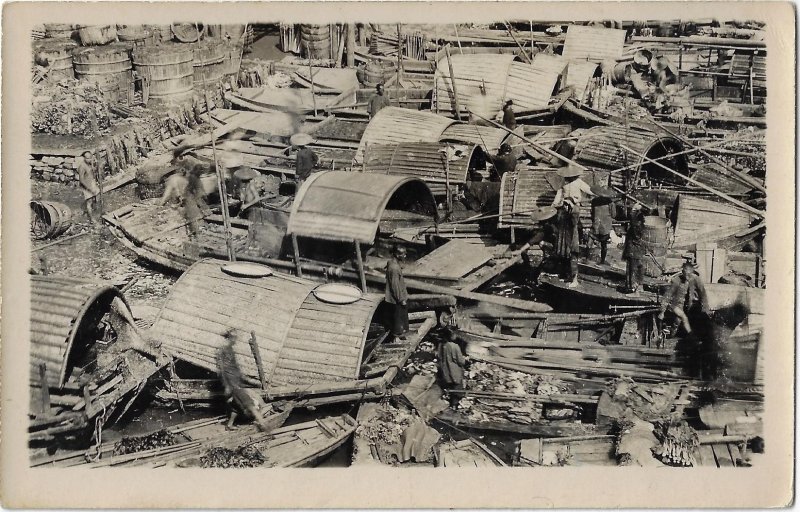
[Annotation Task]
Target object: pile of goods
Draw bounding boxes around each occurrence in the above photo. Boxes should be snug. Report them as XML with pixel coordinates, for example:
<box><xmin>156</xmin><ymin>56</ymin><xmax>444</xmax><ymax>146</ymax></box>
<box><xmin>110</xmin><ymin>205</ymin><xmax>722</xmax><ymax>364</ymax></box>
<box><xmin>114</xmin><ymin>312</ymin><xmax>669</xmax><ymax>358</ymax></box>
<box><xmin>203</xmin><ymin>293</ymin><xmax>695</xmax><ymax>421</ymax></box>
<box><xmin>455</xmin><ymin>362</ymin><xmax>576</xmax><ymax>425</ymax></box>
<box><xmin>112</xmin><ymin>430</ymin><xmax>179</xmax><ymax>456</ymax></box>
<box><xmin>238</xmin><ymin>60</ymin><xmax>294</xmax><ymax>89</ymax></box>
<box><xmin>31</xmin><ymin>80</ymin><xmax>111</xmax><ymax>136</ymax></box>
<box><xmin>199</xmin><ymin>446</ymin><xmax>266</xmax><ymax>468</ymax></box>
<box><xmin>652</xmin><ymin>420</ymin><xmax>699</xmax><ymax>466</ymax></box>
<box><xmin>355</xmin><ymin>403</ymin><xmax>416</xmax><ymax>448</ymax></box>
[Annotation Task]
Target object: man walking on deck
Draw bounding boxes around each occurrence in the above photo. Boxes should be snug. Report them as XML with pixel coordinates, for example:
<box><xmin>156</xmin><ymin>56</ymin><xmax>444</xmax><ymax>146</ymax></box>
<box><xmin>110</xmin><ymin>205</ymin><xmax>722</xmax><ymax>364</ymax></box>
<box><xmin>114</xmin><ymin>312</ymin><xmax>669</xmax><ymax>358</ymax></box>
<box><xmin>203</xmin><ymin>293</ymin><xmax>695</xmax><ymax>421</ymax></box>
<box><xmin>216</xmin><ymin>329</ymin><xmax>270</xmax><ymax>431</ymax></box>
<box><xmin>76</xmin><ymin>151</ymin><xmax>101</xmax><ymax>223</ymax></box>
<box><xmin>368</xmin><ymin>83</ymin><xmax>390</xmax><ymax>119</ymax></box>
<box><xmin>291</xmin><ymin>133</ymin><xmax>319</xmax><ymax>182</ymax></box>
<box><xmin>622</xmin><ymin>204</ymin><xmax>646</xmax><ymax>293</ymax></box>
<box><xmin>590</xmin><ymin>185</ymin><xmax>617</xmax><ymax>265</ymax></box>
<box><xmin>385</xmin><ymin>257</ymin><xmax>409</xmax><ymax>340</ymax></box>
<box><xmin>659</xmin><ymin>261</ymin><xmax>709</xmax><ymax>336</ymax></box>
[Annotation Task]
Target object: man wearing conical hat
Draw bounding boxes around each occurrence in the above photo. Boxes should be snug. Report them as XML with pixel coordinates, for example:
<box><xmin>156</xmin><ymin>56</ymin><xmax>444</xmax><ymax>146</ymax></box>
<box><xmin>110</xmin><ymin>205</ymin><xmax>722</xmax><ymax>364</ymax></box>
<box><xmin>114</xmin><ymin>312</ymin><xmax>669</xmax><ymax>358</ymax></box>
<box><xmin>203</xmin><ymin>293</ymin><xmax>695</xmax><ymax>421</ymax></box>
<box><xmin>552</xmin><ymin>164</ymin><xmax>595</xmax><ymax>208</ymax></box>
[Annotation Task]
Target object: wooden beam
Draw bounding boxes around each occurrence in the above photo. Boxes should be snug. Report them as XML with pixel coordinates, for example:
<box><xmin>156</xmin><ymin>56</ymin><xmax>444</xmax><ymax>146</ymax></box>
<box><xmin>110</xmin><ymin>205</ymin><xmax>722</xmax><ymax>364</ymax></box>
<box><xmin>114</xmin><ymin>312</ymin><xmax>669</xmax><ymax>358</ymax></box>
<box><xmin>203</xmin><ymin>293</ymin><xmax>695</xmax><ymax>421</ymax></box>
<box><xmin>291</xmin><ymin>233</ymin><xmax>303</xmax><ymax>277</ymax></box>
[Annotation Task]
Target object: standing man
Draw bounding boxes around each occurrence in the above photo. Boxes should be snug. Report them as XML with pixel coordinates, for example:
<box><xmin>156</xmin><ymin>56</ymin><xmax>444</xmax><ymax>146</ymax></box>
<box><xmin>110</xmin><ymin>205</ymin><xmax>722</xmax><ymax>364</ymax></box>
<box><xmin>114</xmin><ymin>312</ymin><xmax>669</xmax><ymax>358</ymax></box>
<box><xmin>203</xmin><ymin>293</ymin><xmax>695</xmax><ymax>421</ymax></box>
<box><xmin>183</xmin><ymin>165</ymin><xmax>208</xmax><ymax>240</ymax></box>
<box><xmin>216</xmin><ymin>329</ymin><xmax>270</xmax><ymax>431</ymax></box>
<box><xmin>385</xmin><ymin>257</ymin><xmax>409</xmax><ymax>340</ymax></box>
<box><xmin>438</xmin><ymin>328</ymin><xmax>467</xmax><ymax>408</ymax></box>
<box><xmin>368</xmin><ymin>83</ymin><xmax>391</xmax><ymax>119</ymax></box>
<box><xmin>590</xmin><ymin>185</ymin><xmax>617</xmax><ymax>265</ymax></box>
<box><xmin>659</xmin><ymin>261</ymin><xmax>709</xmax><ymax>336</ymax></box>
<box><xmin>501</xmin><ymin>99</ymin><xmax>516</xmax><ymax>130</ymax></box>
<box><xmin>291</xmin><ymin>133</ymin><xmax>319</xmax><ymax>182</ymax></box>
<box><xmin>552</xmin><ymin>164</ymin><xmax>595</xmax><ymax>208</ymax></box>
<box><xmin>76</xmin><ymin>151</ymin><xmax>101</xmax><ymax>223</ymax></box>
<box><xmin>554</xmin><ymin>197</ymin><xmax>581</xmax><ymax>288</ymax></box>
<box><xmin>488</xmin><ymin>143</ymin><xmax>517</xmax><ymax>181</ymax></box>
<box><xmin>622</xmin><ymin>203</ymin><xmax>647</xmax><ymax>294</ymax></box>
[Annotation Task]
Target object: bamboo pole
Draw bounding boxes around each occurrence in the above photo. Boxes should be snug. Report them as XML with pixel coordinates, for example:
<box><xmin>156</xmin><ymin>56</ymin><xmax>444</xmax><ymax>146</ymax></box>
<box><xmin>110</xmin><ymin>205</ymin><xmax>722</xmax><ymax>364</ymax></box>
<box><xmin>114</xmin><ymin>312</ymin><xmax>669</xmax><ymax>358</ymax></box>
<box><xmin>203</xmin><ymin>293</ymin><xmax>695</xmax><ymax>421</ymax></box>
<box><xmin>620</xmin><ymin>145</ymin><xmax>764</xmax><ymax>218</ymax></box>
<box><xmin>305</xmin><ymin>43</ymin><xmax>318</xmax><ymax>116</ymax></box>
<box><xmin>346</xmin><ymin>23</ymin><xmax>355</xmax><ymax>68</ymax></box>
<box><xmin>452</xmin><ymin>24</ymin><xmax>463</xmax><ymax>54</ymax></box>
<box><xmin>503</xmin><ymin>21</ymin><xmax>532</xmax><ymax>64</ymax></box>
<box><xmin>444</xmin><ymin>44</ymin><xmax>462</xmax><ymax>121</ymax></box>
<box><xmin>196</xmin><ymin>23</ymin><xmax>235</xmax><ymax>262</ymax></box>
<box><xmin>354</xmin><ymin>241</ymin><xmax>367</xmax><ymax>293</ymax></box>
<box><xmin>396</xmin><ymin>24</ymin><xmax>403</xmax><ymax>86</ymax></box>
<box><xmin>249</xmin><ymin>331</ymin><xmax>267</xmax><ymax>390</ymax></box>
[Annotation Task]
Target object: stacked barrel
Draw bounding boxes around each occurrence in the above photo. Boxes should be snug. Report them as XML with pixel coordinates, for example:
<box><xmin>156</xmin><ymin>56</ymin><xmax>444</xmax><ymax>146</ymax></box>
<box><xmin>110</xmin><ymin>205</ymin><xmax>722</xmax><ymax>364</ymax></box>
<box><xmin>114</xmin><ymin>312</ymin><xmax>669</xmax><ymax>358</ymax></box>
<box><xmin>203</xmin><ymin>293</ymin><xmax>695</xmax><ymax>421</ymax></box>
<box><xmin>300</xmin><ymin>24</ymin><xmax>331</xmax><ymax>59</ymax></box>
<box><xmin>72</xmin><ymin>44</ymin><xmax>133</xmax><ymax>104</ymax></box>
<box><xmin>36</xmin><ymin>23</ymin><xmax>243</xmax><ymax>109</ymax></box>
<box><xmin>33</xmin><ymin>39</ymin><xmax>78</xmax><ymax>81</ymax></box>
<box><xmin>131</xmin><ymin>43</ymin><xmax>195</xmax><ymax>108</ymax></box>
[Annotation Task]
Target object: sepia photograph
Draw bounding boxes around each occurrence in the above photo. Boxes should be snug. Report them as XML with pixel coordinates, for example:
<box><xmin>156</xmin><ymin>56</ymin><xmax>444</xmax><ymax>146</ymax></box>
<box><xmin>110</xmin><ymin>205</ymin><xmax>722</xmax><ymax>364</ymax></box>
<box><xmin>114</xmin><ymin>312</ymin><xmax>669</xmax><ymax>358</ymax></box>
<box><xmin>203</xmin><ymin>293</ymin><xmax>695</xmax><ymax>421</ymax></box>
<box><xmin>1</xmin><ymin>1</ymin><xmax>795</xmax><ymax>508</ymax></box>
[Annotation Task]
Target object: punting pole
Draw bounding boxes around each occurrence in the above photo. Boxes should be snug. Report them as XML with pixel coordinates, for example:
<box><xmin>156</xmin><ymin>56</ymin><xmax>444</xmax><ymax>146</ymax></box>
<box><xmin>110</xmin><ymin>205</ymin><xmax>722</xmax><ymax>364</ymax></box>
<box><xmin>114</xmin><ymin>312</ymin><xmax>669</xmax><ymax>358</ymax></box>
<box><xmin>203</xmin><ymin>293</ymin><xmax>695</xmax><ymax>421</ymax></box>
<box><xmin>503</xmin><ymin>21</ymin><xmax>532</xmax><ymax>64</ymax></box>
<box><xmin>444</xmin><ymin>44</ymin><xmax>462</xmax><ymax>121</ymax></box>
<box><xmin>306</xmin><ymin>43</ymin><xmax>318</xmax><ymax>116</ymax></box>
<box><xmin>354</xmin><ymin>241</ymin><xmax>368</xmax><ymax>293</ymax></box>
<box><xmin>196</xmin><ymin>22</ymin><xmax>235</xmax><ymax>261</ymax></box>
<box><xmin>453</xmin><ymin>24</ymin><xmax>464</xmax><ymax>54</ymax></box>
<box><xmin>249</xmin><ymin>331</ymin><xmax>268</xmax><ymax>390</ymax></box>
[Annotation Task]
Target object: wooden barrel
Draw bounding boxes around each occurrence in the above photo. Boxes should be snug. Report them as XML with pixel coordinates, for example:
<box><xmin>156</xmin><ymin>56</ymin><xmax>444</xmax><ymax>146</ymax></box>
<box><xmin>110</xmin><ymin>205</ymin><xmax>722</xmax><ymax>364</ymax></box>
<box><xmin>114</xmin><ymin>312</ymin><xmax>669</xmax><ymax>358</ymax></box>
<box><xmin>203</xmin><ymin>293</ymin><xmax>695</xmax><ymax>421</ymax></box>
<box><xmin>299</xmin><ymin>24</ymin><xmax>331</xmax><ymax>59</ymax></box>
<box><xmin>33</xmin><ymin>40</ymin><xmax>77</xmax><ymax>80</ymax></box>
<box><xmin>641</xmin><ymin>215</ymin><xmax>668</xmax><ymax>277</ymax></box>
<box><xmin>73</xmin><ymin>45</ymin><xmax>132</xmax><ymax>103</ymax></box>
<box><xmin>172</xmin><ymin>22</ymin><xmax>204</xmax><ymax>43</ymax></box>
<box><xmin>117</xmin><ymin>26</ymin><xmax>154</xmax><ymax>45</ymax></box>
<box><xmin>78</xmin><ymin>25</ymin><xmax>118</xmax><ymax>46</ymax></box>
<box><xmin>44</xmin><ymin>23</ymin><xmax>79</xmax><ymax>40</ymax></box>
<box><xmin>30</xmin><ymin>201</ymin><xmax>73</xmax><ymax>240</ymax></box>
<box><xmin>611</xmin><ymin>62</ymin><xmax>633</xmax><ymax>84</ymax></box>
<box><xmin>220</xmin><ymin>41</ymin><xmax>244</xmax><ymax>80</ymax></box>
<box><xmin>359</xmin><ymin>59</ymin><xmax>396</xmax><ymax>86</ymax></box>
<box><xmin>132</xmin><ymin>44</ymin><xmax>195</xmax><ymax>107</ymax></box>
<box><xmin>192</xmin><ymin>40</ymin><xmax>226</xmax><ymax>89</ymax></box>
<box><xmin>208</xmin><ymin>24</ymin><xmax>247</xmax><ymax>44</ymax></box>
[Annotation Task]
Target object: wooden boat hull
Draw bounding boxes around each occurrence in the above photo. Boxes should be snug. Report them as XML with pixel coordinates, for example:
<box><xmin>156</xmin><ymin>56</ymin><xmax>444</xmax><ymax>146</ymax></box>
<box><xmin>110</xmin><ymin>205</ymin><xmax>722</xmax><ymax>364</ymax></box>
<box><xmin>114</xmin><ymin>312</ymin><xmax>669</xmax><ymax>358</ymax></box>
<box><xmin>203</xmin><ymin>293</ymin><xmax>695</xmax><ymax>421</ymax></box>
<box><xmin>435</xmin><ymin>439</ymin><xmax>507</xmax><ymax>467</ymax></box>
<box><xmin>538</xmin><ymin>274</ymin><xmax>660</xmax><ymax>314</ymax></box>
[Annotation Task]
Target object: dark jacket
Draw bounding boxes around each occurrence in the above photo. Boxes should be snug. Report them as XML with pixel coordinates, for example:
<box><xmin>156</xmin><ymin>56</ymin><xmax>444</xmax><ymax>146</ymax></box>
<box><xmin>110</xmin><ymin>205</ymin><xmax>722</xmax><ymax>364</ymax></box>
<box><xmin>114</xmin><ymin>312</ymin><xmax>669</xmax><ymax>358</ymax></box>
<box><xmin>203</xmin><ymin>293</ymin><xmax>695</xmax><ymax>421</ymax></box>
<box><xmin>502</xmin><ymin>106</ymin><xmax>517</xmax><ymax>130</ymax></box>
<box><xmin>368</xmin><ymin>93</ymin><xmax>390</xmax><ymax>117</ymax></box>
<box><xmin>591</xmin><ymin>198</ymin><xmax>615</xmax><ymax>236</ymax></box>
<box><xmin>622</xmin><ymin>212</ymin><xmax>646</xmax><ymax>260</ymax></box>
<box><xmin>295</xmin><ymin>147</ymin><xmax>319</xmax><ymax>180</ymax></box>
<box><xmin>385</xmin><ymin>259</ymin><xmax>408</xmax><ymax>304</ymax></box>
<box><xmin>438</xmin><ymin>340</ymin><xmax>465</xmax><ymax>386</ymax></box>
<box><xmin>491</xmin><ymin>153</ymin><xmax>517</xmax><ymax>178</ymax></box>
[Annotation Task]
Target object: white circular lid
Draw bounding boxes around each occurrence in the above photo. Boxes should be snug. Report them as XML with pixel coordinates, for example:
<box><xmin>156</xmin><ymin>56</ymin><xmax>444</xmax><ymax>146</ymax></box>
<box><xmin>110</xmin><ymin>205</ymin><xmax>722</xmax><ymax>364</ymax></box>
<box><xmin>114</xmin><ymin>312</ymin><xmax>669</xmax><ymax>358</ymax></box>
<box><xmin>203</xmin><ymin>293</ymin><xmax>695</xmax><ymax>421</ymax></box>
<box><xmin>221</xmin><ymin>262</ymin><xmax>273</xmax><ymax>278</ymax></box>
<box><xmin>312</xmin><ymin>283</ymin><xmax>363</xmax><ymax>304</ymax></box>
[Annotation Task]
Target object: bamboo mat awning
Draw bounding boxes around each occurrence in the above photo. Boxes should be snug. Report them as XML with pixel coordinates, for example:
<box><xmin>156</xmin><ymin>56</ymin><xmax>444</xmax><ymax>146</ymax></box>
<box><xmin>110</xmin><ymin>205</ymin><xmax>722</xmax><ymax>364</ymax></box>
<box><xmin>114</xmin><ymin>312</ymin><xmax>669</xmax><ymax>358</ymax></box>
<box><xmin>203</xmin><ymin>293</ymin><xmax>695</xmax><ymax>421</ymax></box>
<box><xmin>354</xmin><ymin>107</ymin><xmax>457</xmax><ymax>164</ymax></box>
<box><xmin>150</xmin><ymin>259</ymin><xmax>384</xmax><ymax>388</ymax></box>
<box><xmin>561</xmin><ymin>25</ymin><xmax>626</xmax><ymax>62</ymax></box>
<box><xmin>433</xmin><ymin>53</ymin><xmax>560</xmax><ymax>115</ymax></box>
<box><xmin>31</xmin><ymin>275</ymin><xmax>129</xmax><ymax>388</ymax></box>
<box><xmin>573</xmin><ymin>126</ymin><xmax>686</xmax><ymax>175</ymax></box>
<box><xmin>287</xmin><ymin>170</ymin><xmax>437</xmax><ymax>244</ymax></box>
<box><xmin>363</xmin><ymin>142</ymin><xmax>478</xmax><ymax>186</ymax></box>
